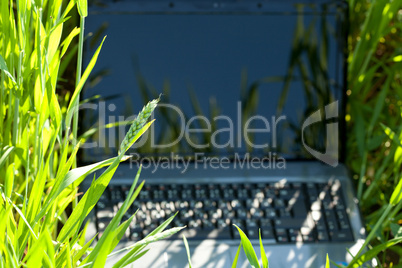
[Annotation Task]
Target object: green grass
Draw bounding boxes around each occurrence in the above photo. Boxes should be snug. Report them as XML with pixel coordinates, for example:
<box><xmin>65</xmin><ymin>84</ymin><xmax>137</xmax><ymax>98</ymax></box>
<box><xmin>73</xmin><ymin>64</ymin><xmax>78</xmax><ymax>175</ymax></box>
<box><xmin>0</xmin><ymin>0</ymin><xmax>180</xmax><ymax>267</ymax></box>
<box><xmin>345</xmin><ymin>0</ymin><xmax>402</xmax><ymax>266</ymax></box>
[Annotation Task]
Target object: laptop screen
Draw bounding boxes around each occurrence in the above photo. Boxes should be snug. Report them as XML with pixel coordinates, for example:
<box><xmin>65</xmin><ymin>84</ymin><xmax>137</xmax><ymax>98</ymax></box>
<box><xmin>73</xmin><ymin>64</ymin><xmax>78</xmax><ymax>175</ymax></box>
<box><xmin>80</xmin><ymin>0</ymin><xmax>346</xmax><ymax>165</ymax></box>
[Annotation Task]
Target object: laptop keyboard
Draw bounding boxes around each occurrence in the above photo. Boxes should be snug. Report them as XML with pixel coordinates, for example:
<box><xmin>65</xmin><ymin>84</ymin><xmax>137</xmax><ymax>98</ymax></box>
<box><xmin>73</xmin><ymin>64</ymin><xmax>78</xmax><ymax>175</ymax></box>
<box><xmin>95</xmin><ymin>181</ymin><xmax>354</xmax><ymax>243</ymax></box>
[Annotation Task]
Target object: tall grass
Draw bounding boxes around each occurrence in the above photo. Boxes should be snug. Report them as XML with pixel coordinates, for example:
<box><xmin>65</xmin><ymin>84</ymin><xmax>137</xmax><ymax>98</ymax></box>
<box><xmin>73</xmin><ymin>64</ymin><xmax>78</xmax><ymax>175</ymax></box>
<box><xmin>0</xmin><ymin>0</ymin><xmax>181</xmax><ymax>267</ymax></box>
<box><xmin>346</xmin><ymin>0</ymin><xmax>402</xmax><ymax>266</ymax></box>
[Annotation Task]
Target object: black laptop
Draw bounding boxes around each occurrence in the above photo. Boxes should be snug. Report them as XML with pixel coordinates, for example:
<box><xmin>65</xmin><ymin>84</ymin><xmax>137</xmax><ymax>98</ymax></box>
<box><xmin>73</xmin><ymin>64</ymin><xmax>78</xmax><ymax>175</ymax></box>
<box><xmin>80</xmin><ymin>0</ymin><xmax>365</xmax><ymax>267</ymax></box>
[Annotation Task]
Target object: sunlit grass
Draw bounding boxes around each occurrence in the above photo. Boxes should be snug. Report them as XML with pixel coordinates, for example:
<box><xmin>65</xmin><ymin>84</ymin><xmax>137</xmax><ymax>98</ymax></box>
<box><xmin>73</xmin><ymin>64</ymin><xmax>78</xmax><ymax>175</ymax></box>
<box><xmin>0</xmin><ymin>0</ymin><xmax>180</xmax><ymax>267</ymax></box>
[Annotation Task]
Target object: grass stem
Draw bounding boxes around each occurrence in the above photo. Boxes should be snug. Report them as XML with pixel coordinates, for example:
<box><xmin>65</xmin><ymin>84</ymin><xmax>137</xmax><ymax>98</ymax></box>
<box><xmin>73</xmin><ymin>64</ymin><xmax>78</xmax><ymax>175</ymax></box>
<box><xmin>72</xmin><ymin>16</ymin><xmax>86</xmax><ymax>169</ymax></box>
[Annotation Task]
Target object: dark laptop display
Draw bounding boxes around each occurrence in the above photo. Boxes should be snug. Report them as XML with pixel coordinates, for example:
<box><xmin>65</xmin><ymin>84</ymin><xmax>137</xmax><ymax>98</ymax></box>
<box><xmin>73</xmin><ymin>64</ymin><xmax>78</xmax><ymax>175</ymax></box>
<box><xmin>81</xmin><ymin>0</ymin><xmax>346</xmax><ymax>165</ymax></box>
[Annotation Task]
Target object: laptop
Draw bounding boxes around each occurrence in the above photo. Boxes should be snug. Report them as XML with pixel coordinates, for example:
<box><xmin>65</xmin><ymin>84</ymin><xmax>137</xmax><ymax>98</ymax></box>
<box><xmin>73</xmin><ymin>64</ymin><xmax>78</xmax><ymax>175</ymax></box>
<box><xmin>80</xmin><ymin>0</ymin><xmax>366</xmax><ymax>267</ymax></box>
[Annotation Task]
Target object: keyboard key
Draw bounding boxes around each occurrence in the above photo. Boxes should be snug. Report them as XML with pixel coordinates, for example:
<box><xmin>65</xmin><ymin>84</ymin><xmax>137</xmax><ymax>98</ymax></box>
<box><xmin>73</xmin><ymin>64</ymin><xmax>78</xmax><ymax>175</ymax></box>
<box><xmin>188</xmin><ymin>219</ymin><xmax>202</xmax><ymax>229</ymax></box>
<box><xmin>333</xmin><ymin>196</ymin><xmax>346</xmax><ymax>210</ymax></box>
<box><xmin>150</xmin><ymin>209</ymin><xmax>165</xmax><ymax>220</ymax></box>
<box><xmin>317</xmin><ymin>230</ymin><xmax>330</xmax><ymax>241</ymax></box>
<box><xmin>173</xmin><ymin>218</ymin><xmax>186</xmax><ymax>228</ymax></box>
<box><xmin>110</xmin><ymin>187</ymin><xmax>124</xmax><ymax>202</ymax></box>
<box><xmin>194</xmin><ymin>209</ymin><xmax>207</xmax><ymax>219</ymax></box>
<box><xmin>330</xmin><ymin>230</ymin><xmax>354</xmax><ymax>242</ymax></box>
<box><xmin>138</xmin><ymin>190</ymin><xmax>151</xmax><ymax>201</ymax></box>
<box><xmin>274</xmin><ymin>199</ymin><xmax>286</xmax><ymax>208</ymax></box>
<box><xmin>260</xmin><ymin>198</ymin><xmax>273</xmax><ymax>208</ymax></box>
<box><xmin>203</xmin><ymin>219</ymin><xmax>216</xmax><ymax>230</ymax></box>
<box><xmin>175</xmin><ymin>201</ymin><xmax>189</xmax><ymax>209</ymax></box>
<box><xmin>179</xmin><ymin>210</ymin><xmax>194</xmax><ymax>221</ymax></box>
<box><xmin>339</xmin><ymin>219</ymin><xmax>351</xmax><ymax>230</ymax></box>
<box><xmin>336</xmin><ymin>210</ymin><xmax>347</xmax><ymax>220</ymax></box>
<box><xmin>152</xmin><ymin>189</ymin><xmax>165</xmax><ymax>201</ymax></box>
<box><xmin>261</xmin><ymin>228</ymin><xmax>276</xmax><ymax>240</ymax></box>
<box><xmin>237</xmin><ymin>189</ymin><xmax>249</xmax><ymax>199</ymax></box>
<box><xmin>274</xmin><ymin>218</ymin><xmax>305</xmax><ymax>229</ymax></box>
<box><xmin>181</xmin><ymin>189</ymin><xmax>193</xmax><ymax>200</ymax></box>
<box><xmin>195</xmin><ymin>189</ymin><xmax>207</xmax><ymax>200</ymax></box>
<box><xmin>208</xmin><ymin>188</ymin><xmax>222</xmax><ymax>200</ymax></box>
<box><xmin>276</xmin><ymin>228</ymin><xmax>288</xmax><ymax>243</ymax></box>
<box><xmin>216</xmin><ymin>219</ymin><xmax>229</xmax><ymax>229</ymax></box>
<box><xmin>278</xmin><ymin>208</ymin><xmax>292</xmax><ymax>218</ymax></box>
<box><xmin>327</xmin><ymin>220</ymin><xmax>338</xmax><ymax>231</ymax></box>
<box><xmin>231</xmin><ymin>199</ymin><xmax>244</xmax><ymax>209</ymax></box>
<box><xmin>302</xmin><ymin>233</ymin><xmax>315</xmax><ymax>243</ymax></box>
<box><xmin>223</xmin><ymin>190</ymin><xmax>235</xmax><ymax>200</ymax></box>
<box><xmin>288</xmin><ymin>229</ymin><xmax>302</xmax><ymax>242</ymax></box>
<box><xmin>130</xmin><ymin>229</ymin><xmax>142</xmax><ymax>240</ymax></box>
<box><xmin>260</xmin><ymin>219</ymin><xmax>273</xmax><ymax>229</ymax></box>
<box><xmin>166</xmin><ymin>189</ymin><xmax>179</xmax><ymax>201</ymax></box>
<box><xmin>264</xmin><ymin>189</ymin><xmax>276</xmax><ymax>199</ymax></box>
<box><xmin>208</xmin><ymin>209</ymin><xmax>222</xmax><ymax>219</ymax></box>
<box><xmin>222</xmin><ymin>208</ymin><xmax>235</xmax><ymax>219</ymax></box>
<box><xmin>247</xmin><ymin>227</ymin><xmax>260</xmax><ymax>239</ymax></box>
<box><xmin>264</xmin><ymin>208</ymin><xmax>277</xmax><ymax>219</ymax></box>
<box><xmin>289</xmin><ymin>199</ymin><xmax>308</xmax><ymax>218</ymax></box>
<box><xmin>135</xmin><ymin>210</ymin><xmax>148</xmax><ymax>221</ymax></box>
<box><xmin>145</xmin><ymin>201</ymin><xmax>157</xmax><ymax>210</ymax></box>
<box><xmin>315</xmin><ymin>218</ymin><xmax>327</xmax><ymax>231</ymax></box>
<box><xmin>217</xmin><ymin>200</ymin><xmax>228</xmax><ymax>209</ymax></box>
<box><xmin>250</xmin><ymin>208</ymin><xmax>264</xmax><ymax>218</ymax></box>
<box><xmin>250</xmin><ymin>189</ymin><xmax>265</xmax><ymax>200</ymax></box>
<box><xmin>245</xmin><ymin>219</ymin><xmax>259</xmax><ymax>229</ymax></box>
<box><xmin>246</xmin><ymin>199</ymin><xmax>260</xmax><ymax>208</ymax></box>
<box><xmin>236</xmin><ymin>208</ymin><xmax>248</xmax><ymax>219</ymax></box>
<box><xmin>203</xmin><ymin>200</ymin><xmax>216</xmax><ymax>210</ymax></box>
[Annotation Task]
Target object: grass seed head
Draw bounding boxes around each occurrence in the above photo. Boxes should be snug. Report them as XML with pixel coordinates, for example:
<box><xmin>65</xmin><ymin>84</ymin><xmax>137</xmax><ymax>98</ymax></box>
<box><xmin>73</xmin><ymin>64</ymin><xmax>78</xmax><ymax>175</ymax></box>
<box><xmin>119</xmin><ymin>98</ymin><xmax>159</xmax><ymax>154</ymax></box>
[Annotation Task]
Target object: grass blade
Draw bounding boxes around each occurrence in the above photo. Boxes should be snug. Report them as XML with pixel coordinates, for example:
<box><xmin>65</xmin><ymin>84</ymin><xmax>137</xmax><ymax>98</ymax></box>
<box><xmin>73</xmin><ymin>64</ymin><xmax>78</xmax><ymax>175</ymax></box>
<box><xmin>91</xmin><ymin>230</ymin><xmax>115</xmax><ymax>268</ymax></box>
<box><xmin>390</xmin><ymin>178</ymin><xmax>402</xmax><ymax>206</ymax></box>
<box><xmin>76</xmin><ymin>0</ymin><xmax>88</xmax><ymax>17</ymax></box>
<box><xmin>82</xmin><ymin>168</ymin><xmax>144</xmax><ymax>264</ymax></box>
<box><xmin>110</xmin><ymin>249</ymin><xmax>149</xmax><ymax>268</ymax></box>
<box><xmin>259</xmin><ymin>229</ymin><xmax>268</xmax><ymax>268</ymax></box>
<box><xmin>108</xmin><ymin>212</ymin><xmax>179</xmax><ymax>259</ymax></box>
<box><xmin>233</xmin><ymin>224</ymin><xmax>260</xmax><ymax>268</ymax></box>
<box><xmin>183</xmin><ymin>235</ymin><xmax>193</xmax><ymax>268</ymax></box>
<box><xmin>73</xmin><ymin>235</ymin><xmax>97</xmax><ymax>264</ymax></box>
<box><xmin>326</xmin><ymin>254</ymin><xmax>330</xmax><ymax>268</ymax></box>
<box><xmin>8</xmin><ymin>198</ymin><xmax>38</xmax><ymax>241</ymax></box>
<box><xmin>232</xmin><ymin>243</ymin><xmax>242</xmax><ymax>268</ymax></box>
<box><xmin>348</xmin><ymin>237</ymin><xmax>402</xmax><ymax>267</ymax></box>
<box><xmin>45</xmin><ymin>155</ymin><xmax>130</xmax><ymax>207</ymax></box>
<box><xmin>0</xmin><ymin>54</ymin><xmax>16</xmax><ymax>84</ymax></box>
<box><xmin>111</xmin><ymin>226</ymin><xmax>185</xmax><ymax>268</ymax></box>
<box><xmin>0</xmin><ymin>146</ymin><xmax>14</xmax><ymax>170</ymax></box>
<box><xmin>65</xmin><ymin>36</ymin><xmax>106</xmax><ymax>129</ymax></box>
